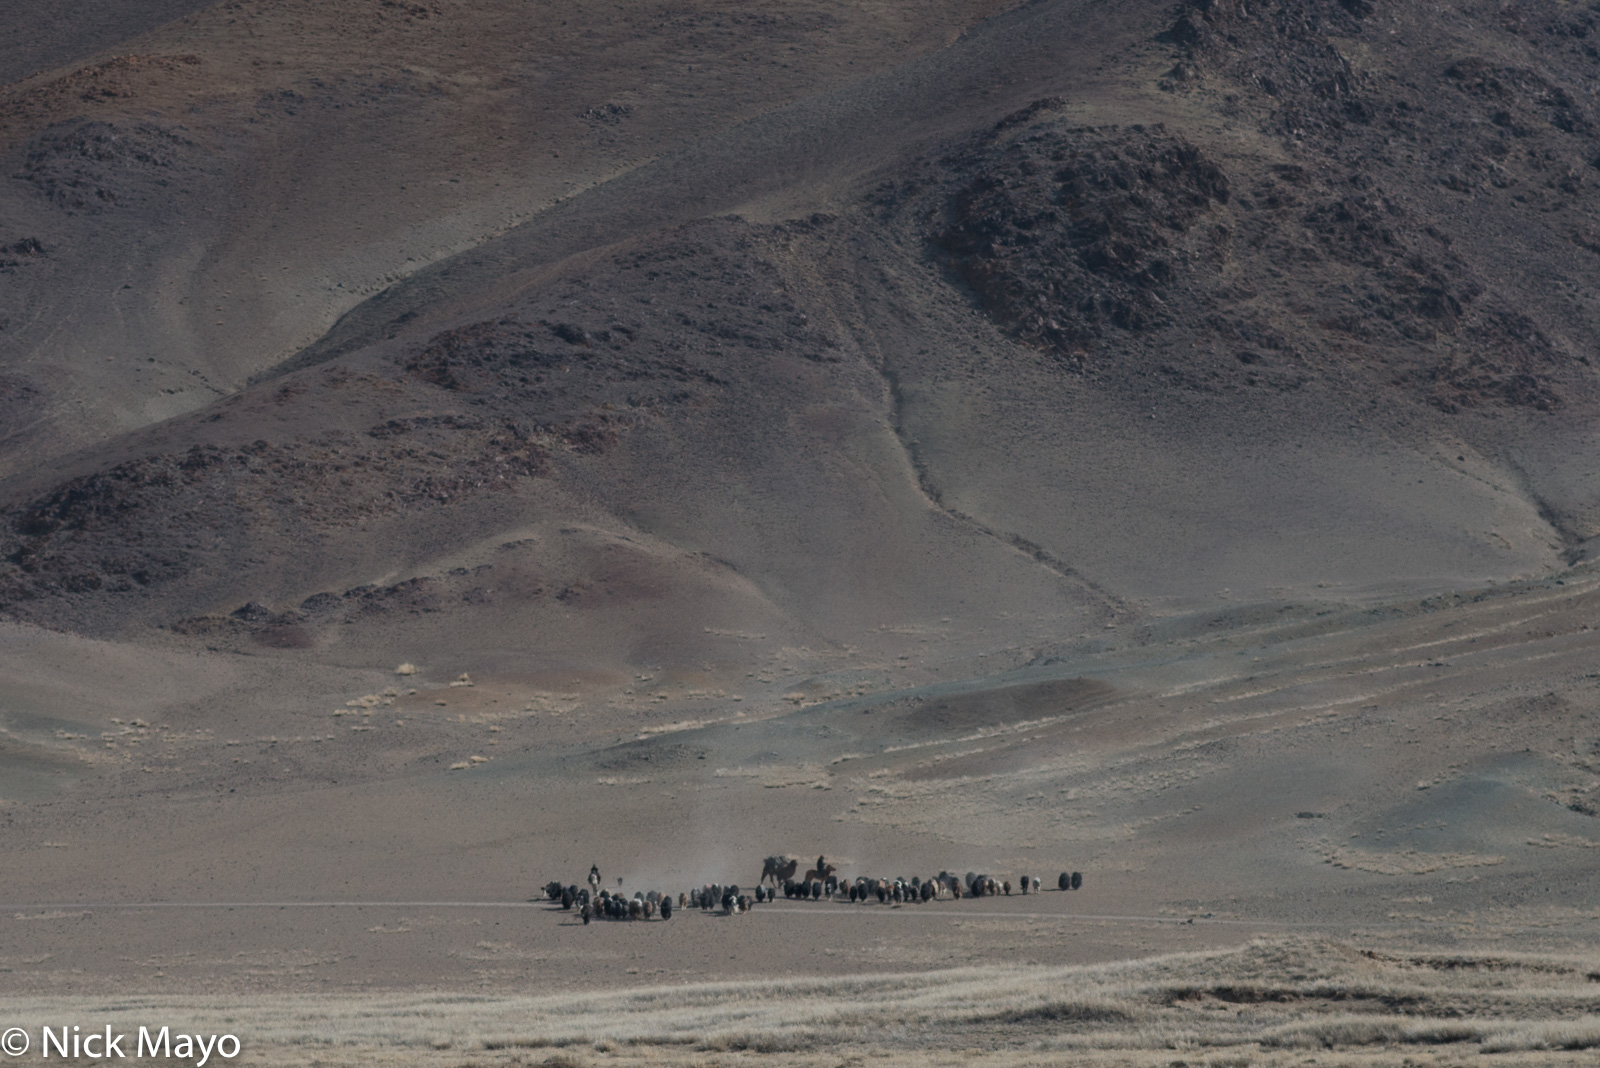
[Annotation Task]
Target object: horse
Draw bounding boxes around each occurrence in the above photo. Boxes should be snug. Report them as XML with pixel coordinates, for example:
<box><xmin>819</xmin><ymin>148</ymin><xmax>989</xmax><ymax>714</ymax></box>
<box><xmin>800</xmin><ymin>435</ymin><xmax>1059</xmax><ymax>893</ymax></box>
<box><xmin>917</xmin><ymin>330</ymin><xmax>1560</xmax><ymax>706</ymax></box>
<box><xmin>803</xmin><ymin>860</ymin><xmax>837</xmax><ymax>884</ymax></box>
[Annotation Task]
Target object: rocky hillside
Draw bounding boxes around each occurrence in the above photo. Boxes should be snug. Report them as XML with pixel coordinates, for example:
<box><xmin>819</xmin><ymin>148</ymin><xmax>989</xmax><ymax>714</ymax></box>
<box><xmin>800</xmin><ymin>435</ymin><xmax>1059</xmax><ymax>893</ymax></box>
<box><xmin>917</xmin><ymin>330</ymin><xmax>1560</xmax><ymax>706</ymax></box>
<box><xmin>2</xmin><ymin>0</ymin><xmax>1598</xmax><ymax>657</ymax></box>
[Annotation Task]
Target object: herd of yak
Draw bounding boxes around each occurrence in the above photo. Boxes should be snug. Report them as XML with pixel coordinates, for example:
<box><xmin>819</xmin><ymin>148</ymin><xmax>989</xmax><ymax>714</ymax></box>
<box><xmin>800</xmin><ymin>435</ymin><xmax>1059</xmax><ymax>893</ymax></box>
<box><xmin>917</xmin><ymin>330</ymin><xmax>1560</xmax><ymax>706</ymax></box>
<box><xmin>542</xmin><ymin>856</ymin><xmax>1085</xmax><ymax>923</ymax></box>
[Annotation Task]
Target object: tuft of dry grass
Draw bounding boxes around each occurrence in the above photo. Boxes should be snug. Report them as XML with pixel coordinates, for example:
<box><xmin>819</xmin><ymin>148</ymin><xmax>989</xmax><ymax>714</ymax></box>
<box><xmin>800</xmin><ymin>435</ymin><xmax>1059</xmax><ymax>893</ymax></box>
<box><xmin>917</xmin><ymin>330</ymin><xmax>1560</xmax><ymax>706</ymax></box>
<box><xmin>6</xmin><ymin>938</ymin><xmax>1600</xmax><ymax>1065</ymax></box>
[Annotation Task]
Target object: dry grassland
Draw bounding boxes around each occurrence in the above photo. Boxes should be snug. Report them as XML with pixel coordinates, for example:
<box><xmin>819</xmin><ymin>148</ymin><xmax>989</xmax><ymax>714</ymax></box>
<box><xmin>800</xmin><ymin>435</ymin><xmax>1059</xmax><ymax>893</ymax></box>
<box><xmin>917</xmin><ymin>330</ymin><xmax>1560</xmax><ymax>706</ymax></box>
<box><xmin>7</xmin><ymin>938</ymin><xmax>1600</xmax><ymax>1066</ymax></box>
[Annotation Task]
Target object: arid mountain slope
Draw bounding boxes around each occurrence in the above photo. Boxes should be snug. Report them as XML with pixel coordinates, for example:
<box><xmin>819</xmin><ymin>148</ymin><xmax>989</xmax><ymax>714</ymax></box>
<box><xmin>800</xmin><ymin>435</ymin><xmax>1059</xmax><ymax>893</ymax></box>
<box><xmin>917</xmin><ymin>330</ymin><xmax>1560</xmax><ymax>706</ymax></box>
<box><xmin>1</xmin><ymin>0</ymin><xmax>1013</xmax><ymax>474</ymax></box>
<box><xmin>4</xmin><ymin>0</ymin><xmax>1600</xmax><ymax>1004</ymax></box>
<box><xmin>0</xmin><ymin>0</ymin><xmax>216</xmax><ymax>85</ymax></box>
<box><xmin>6</xmin><ymin>0</ymin><xmax>1600</xmax><ymax>651</ymax></box>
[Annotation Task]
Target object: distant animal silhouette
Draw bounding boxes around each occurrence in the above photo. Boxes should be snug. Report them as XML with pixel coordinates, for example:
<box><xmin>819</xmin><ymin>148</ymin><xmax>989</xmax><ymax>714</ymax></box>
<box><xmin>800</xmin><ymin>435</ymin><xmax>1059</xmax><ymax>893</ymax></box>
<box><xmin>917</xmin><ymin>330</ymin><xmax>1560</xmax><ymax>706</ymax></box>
<box><xmin>760</xmin><ymin>855</ymin><xmax>799</xmax><ymax>886</ymax></box>
<box><xmin>804</xmin><ymin>860</ymin><xmax>837</xmax><ymax>883</ymax></box>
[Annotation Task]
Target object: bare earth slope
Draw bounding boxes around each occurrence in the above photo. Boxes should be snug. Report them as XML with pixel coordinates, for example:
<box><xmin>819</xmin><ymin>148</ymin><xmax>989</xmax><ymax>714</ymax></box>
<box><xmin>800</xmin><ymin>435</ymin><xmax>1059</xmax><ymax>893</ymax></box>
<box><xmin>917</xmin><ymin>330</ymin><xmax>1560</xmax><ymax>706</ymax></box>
<box><xmin>7</xmin><ymin>0</ymin><xmax>1600</xmax><ymax>644</ymax></box>
<box><xmin>0</xmin><ymin>0</ymin><xmax>1013</xmax><ymax>473</ymax></box>
<box><xmin>0</xmin><ymin>0</ymin><xmax>217</xmax><ymax>85</ymax></box>
<box><xmin>3</xmin><ymin>2</ymin><xmax>1600</xmax><ymax>1049</ymax></box>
